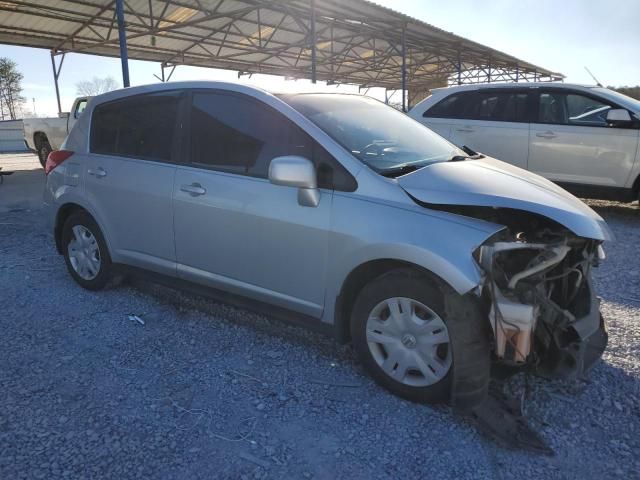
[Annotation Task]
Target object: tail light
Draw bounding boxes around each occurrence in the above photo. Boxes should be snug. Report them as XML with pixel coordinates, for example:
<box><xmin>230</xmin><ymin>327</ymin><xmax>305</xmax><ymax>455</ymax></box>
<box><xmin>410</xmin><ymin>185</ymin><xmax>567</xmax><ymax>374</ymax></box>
<box><xmin>45</xmin><ymin>150</ymin><xmax>74</xmax><ymax>175</ymax></box>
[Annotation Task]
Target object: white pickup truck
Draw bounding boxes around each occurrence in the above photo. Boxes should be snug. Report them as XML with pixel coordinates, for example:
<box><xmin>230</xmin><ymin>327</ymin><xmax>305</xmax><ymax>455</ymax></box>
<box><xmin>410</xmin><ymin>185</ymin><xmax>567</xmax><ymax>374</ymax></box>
<box><xmin>23</xmin><ymin>97</ymin><xmax>90</xmax><ymax>167</ymax></box>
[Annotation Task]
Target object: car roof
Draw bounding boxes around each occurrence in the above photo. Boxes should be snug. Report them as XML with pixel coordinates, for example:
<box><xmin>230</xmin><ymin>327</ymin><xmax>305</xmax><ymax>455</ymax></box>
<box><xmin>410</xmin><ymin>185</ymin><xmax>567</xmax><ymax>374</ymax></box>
<box><xmin>430</xmin><ymin>82</ymin><xmax>597</xmax><ymax>93</ymax></box>
<box><xmin>89</xmin><ymin>80</ymin><xmax>370</xmax><ymax>106</ymax></box>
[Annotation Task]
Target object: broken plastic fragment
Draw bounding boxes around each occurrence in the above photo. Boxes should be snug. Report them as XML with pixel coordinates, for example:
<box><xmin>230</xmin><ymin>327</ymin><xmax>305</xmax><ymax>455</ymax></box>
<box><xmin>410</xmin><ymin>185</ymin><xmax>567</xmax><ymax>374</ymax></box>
<box><xmin>127</xmin><ymin>314</ymin><xmax>145</xmax><ymax>325</ymax></box>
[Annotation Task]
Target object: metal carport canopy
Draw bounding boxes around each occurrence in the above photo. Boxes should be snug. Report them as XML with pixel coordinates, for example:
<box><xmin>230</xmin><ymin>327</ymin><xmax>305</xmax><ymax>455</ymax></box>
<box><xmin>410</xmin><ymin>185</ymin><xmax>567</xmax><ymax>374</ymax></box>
<box><xmin>0</xmin><ymin>0</ymin><xmax>563</xmax><ymax>106</ymax></box>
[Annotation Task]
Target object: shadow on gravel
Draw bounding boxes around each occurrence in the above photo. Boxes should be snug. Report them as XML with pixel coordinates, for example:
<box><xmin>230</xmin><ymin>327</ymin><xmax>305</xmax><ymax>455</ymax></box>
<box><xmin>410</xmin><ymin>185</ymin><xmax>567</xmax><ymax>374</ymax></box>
<box><xmin>586</xmin><ymin>200</ymin><xmax>640</xmax><ymax>218</ymax></box>
<box><xmin>127</xmin><ymin>273</ymin><xmax>630</xmax><ymax>459</ymax></box>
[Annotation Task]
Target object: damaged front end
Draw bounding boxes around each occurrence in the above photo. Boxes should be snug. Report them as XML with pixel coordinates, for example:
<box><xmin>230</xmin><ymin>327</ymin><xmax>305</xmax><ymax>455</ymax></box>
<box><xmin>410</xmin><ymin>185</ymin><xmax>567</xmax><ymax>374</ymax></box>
<box><xmin>474</xmin><ymin>211</ymin><xmax>608</xmax><ymax>380</ymax></box>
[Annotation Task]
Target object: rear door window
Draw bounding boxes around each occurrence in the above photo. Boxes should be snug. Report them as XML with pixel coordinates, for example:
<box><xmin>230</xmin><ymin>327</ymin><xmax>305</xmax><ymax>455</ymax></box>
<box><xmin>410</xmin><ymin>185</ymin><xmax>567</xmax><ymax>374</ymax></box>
<box><xmin>90</xmin><ymin>91</ymin><xmax>181</xmax><ymax>161</ymax></box>
<box><xmin>471</xmin><ymin>91</ymin><xmax>529</xmax><ymax>122</ymax></box>
<box><xmin>425</xmin><ymin>90</ymin><xmax>529</xmax><ymax>122</ymax></box>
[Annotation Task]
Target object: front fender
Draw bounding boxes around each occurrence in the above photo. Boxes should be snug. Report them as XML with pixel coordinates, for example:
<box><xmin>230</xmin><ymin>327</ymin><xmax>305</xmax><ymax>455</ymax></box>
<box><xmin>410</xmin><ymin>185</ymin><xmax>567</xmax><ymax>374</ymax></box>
<box><xmin>321</xmin><ymin>194</ymin><xmax>503</xmax><ymax>324</ymax></box>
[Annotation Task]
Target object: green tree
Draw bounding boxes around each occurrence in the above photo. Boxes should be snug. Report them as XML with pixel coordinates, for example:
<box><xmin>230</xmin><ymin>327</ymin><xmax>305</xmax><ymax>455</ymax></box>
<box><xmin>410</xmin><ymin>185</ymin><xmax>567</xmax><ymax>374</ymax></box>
<box><xmin>608</xmin><ymin>85</ymin><xmax>640</xmax><ymax>101</ymax></box>
<box><xmin>0</xmin><ymin>57</ymin><xmax>25</xmax><ymax>120</ymax></box>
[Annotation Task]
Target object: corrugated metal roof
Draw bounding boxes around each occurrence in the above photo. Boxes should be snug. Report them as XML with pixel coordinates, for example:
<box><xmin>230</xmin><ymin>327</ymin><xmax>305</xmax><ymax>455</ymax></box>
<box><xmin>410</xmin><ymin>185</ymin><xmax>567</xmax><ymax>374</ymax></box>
<box><xmin>0</xmin><ymin>0</ymin><xmax>563</xmax><ymax>88</ymax></box>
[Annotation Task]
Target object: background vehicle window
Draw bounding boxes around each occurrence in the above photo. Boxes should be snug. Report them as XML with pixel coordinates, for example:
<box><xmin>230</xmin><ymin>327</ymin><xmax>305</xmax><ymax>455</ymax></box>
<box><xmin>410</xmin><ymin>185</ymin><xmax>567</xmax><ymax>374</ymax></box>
<box><xmin>566</xmin><ymin>94</ymin><xmax>611</xmax><ymax>126</ymax></box>
<box><xmin>423</xmin><ymin>92</ymin><xmax>475</xmax><ymax>118</ymax></box>
<box><xmin>190</xmin><ymin>92</ymin><xmax>354</xmax><ymax>190</ymax></box>
<box><xmin>423</xmin><ymin>94</ymin><xmax>461</xmax><ymax>118</ymax></box>
<box><xmin>90</xmin><ymin>92</ymin><xmax>180</xmax><ymax>161</ymax></box>
<box><xmin>472</xmin><ymin>92</ymin><xmax>528</xmax><ymax>122</ymax></box>
<box><xmin>538</xmin><ymin>92</ymin><xmax>568</xmax><ymax>124</ymax></box>
<box><xmin>537</xmin><ymin>91</ymin><xmax>613</xmax><ymax>126</ymax></box>
<box><xmin>74</xmin><ymin>99</ymin><xmax>87</xmax><ymax>118</ymax></box>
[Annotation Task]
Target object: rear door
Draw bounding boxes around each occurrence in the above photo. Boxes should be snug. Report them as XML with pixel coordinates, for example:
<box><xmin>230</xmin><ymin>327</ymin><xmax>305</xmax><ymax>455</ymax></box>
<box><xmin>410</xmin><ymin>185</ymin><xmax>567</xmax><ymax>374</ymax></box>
<box><xmin>173</xmin><ymin>91</ymin><xmax>344</xmax><ymax>317</ymax></box>
<box><xmin>85</xmin><ymin>91</ymin><xmax>183</xmax><ymax>276</ymax></box>
<box><xmin>448</xmin><ymin>89</ymin><xmax>531</xmax><ymax>169</ymax></box>
<box><xmin>528</xmin><ymin>89</ymin><xmax>640</xmax><ymax>188</ymax></box>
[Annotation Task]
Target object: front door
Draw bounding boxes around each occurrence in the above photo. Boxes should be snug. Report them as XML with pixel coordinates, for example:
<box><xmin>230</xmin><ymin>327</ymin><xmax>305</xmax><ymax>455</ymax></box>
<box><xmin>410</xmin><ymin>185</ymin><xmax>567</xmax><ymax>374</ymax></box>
<box><xmin>173</xmin><ymin>91</ymin><xmax>332</xmax><ymax>317</ymax></box>
<box><xmin>528</xmin><ymin>89</ymin><xmax>640</xmax><ymax>188</ymax></box>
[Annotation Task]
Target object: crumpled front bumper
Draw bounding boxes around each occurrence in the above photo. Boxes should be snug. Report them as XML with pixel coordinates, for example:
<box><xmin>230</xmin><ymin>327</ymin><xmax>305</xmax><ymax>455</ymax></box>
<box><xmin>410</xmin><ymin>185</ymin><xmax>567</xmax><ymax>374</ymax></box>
<box><xmin>535</xmin><ymin>279</ymin><xmax>608</xmax><ymax>379</ymax></box>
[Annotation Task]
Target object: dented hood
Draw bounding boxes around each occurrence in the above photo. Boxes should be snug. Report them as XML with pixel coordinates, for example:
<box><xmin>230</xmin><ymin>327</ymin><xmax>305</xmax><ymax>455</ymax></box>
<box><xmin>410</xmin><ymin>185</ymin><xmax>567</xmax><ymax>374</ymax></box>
<box><xmin>397</xmin><ymin>157</ymin><xmax>613</xmax><ymax>241</ymax></box>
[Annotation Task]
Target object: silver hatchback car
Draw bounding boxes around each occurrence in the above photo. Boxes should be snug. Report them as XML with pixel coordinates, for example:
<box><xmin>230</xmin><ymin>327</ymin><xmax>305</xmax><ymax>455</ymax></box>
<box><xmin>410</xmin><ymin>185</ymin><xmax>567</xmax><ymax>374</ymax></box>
<box><xmin>44</xmin><ymin>81</ymin><xmax>611</xmax><ymax>409</ymax></box>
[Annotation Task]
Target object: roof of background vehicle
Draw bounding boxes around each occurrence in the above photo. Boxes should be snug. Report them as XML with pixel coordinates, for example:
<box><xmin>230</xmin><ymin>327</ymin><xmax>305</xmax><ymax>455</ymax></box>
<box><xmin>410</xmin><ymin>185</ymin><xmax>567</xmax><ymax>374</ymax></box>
<box><xmin>429</xmin><ymin>83</ymin><xmax>598</xmax><ymax>93</ymax></box>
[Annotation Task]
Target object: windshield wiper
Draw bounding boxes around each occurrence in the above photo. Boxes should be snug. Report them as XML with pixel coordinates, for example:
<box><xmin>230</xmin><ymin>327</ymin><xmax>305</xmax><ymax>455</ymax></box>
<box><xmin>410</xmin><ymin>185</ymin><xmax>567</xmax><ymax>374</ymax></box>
<box><xmin>457</xmin><ymin>145</ymin><xmax>485</xmax><ymax>160</ymax></box>
<box><xmin>378</xmin><ymin>163</ymin><xmax>423</xmax><ymax>178</ymax></box>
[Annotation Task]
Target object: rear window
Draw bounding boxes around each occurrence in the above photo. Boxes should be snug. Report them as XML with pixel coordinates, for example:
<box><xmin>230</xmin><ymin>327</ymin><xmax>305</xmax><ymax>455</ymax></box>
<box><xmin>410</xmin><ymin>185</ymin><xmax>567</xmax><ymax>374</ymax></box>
<box><xmin>90</xmin><ymin>91</ymin><xmax>181</xmax><ymax>162</ymax></box>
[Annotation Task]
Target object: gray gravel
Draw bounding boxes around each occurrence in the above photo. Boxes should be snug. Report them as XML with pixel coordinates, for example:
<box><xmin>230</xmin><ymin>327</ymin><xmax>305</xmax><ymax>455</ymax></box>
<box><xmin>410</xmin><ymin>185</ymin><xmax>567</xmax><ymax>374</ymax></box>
<box><xmin>1</xmin><ymin>200</ymin><xmax>639</xmax><ymax>479</ymax></box>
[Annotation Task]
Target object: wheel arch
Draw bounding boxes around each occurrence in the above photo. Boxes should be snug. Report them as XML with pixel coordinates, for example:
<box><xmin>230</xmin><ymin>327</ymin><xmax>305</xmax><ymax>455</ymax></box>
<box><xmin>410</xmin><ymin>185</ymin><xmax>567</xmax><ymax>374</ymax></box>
<box><xmin>54</xmin><ymin>202</ymin><xmax>113</xmax><ymax>258</ymax></box>
<box><xmin>54</xmin><ymin>203</ymin><xmax>87</xmax><ymax>253</ymax></box>
<box><xmin>333</xmin><ymin>259</ymin><xmax>455</xmax><ymax>344</ymax></box>
<box><xmin>633</xmin><ymin>171</ymin><xmax>640</xmax><ymax>200</ymax></box>
<box><xmin>33</xmin><ymin>131</ymin><xmax>49</xmax><ymax>149</ymax></box>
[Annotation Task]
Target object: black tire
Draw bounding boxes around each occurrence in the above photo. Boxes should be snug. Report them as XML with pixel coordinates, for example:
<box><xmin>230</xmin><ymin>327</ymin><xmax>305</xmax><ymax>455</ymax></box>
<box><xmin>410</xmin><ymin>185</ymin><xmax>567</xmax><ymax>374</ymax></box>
<box><xmin>37</xmin><ymin>137</ymin><xmax>52</xmax><ymax>168</ymax></box>
<box><xmin>350</xmin><ymin>268</ymin><xmax>491</xmax><ymax>407</ymax></box>
<box><xmin>61</xmin><ymin>211</ymin><xmax>112</xmax><ymax>291</ymax></box>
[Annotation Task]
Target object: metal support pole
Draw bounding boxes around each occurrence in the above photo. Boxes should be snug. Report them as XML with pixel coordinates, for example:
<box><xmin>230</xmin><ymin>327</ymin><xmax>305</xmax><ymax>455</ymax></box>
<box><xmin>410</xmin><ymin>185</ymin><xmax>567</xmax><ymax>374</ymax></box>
<box><xmin>401</xmin><ymin>26</ymin><xmax>407</xmax><ymax>112</ymax></box>
<box><xmin>515</xmin><ymin>64</ymin><xmax>519</xmax><ymax>83</ymax></box>
<box><xmin>457</xmin><ymin>50</ymin><xmax>462</xmax><ymax>85</ymax></box>
<box><xmin>310</xmin><ymin>0</ymin><xmax>317</xmax><ymax>83</ymax></box>
<box><xmin>50</xmin><ymin>51</ymin><xmax>64</xmax><ymax>115</ymax></box>
<box><xmin>487</xmin><ymin>64</ymin><xmax>492</xmax><ymax>83</ymax></box>
<box><xmin>115</xmin><ymin>0</ymin><xmax>130</xmax><ymax>88</ymax></box>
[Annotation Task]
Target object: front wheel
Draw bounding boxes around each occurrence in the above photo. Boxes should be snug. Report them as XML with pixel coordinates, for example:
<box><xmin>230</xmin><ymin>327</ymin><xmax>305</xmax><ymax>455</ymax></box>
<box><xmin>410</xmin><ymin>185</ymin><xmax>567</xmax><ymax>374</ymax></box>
<box><xmin>61</xmin><ymin>211</ymin><xmax>112</xmax><ymax>290</ymax></box>
<box><xmin>350</xmin><ymin>269</ymin><xmax>491</xmax><ymax>406</ymax></box>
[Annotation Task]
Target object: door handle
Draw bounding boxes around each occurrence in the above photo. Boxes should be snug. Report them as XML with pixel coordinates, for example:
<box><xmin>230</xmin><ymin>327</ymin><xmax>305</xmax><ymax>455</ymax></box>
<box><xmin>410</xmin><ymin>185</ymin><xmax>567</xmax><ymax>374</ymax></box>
<box><xmin>456</xmin><ymin>127</ymin><xmax>474</xmax><ymax>133</ymax></box>
<box><xmin>87</xmin><ymin>167</ymin><xmax>107</xmax><ymax>178</ymax></box>
<box><xmin>180</xmin><ymin>183</ymin><xmax>206</xmax><ymax>196</ymax></box>
<box><xmin>536</xmin><ymin>131</ymin><xmax>557</xmax><ymax>139</ymax></box>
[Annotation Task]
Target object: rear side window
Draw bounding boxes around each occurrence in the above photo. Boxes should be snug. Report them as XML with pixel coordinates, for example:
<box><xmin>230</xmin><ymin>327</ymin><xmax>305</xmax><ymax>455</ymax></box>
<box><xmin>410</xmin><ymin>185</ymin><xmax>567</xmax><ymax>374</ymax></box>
<box><xmin>423</xmin><ymin>92</ymin><xmax>474</xmax><ymax>118</ymax></box>
<box><xmin>425</xmin><ymin>90</ymin><xmax>528</xmax><ymax>122</ymax></box>
<box><xmin>90</xmin><ymin>91</ymin><xmax>181</xmax><ymax>161</ymax></box>
<box><xmin>74</xmin><ymin>99</ymin><xmax>87</xmax><ymax>119</ymax></box>
<box><xmin>189</xmin><ymin>92</ymin><xmax>355</xmax><ymax>190</ymax></box>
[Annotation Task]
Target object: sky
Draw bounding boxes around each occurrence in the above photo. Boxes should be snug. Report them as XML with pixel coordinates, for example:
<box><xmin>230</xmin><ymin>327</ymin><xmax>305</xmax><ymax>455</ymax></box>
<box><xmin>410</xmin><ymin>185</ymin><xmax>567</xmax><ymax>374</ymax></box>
<box><xmin>1</xmin><ymin>0</ymin><xmax>639</xmax><ymax>117</ymax></box>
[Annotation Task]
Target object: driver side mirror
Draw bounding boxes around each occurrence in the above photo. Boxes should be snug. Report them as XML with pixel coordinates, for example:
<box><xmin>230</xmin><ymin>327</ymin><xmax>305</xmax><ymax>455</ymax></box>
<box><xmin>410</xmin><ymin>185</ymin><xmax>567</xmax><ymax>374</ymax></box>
<box><xmin>606</xmin><ymin>108</ymin><xmax>633</xmax><ymax>127</ymax></box>
<box><xmin>268</xmin><ymin>156</ymin><xmax>320</xmax><ymax>207</ymax></box>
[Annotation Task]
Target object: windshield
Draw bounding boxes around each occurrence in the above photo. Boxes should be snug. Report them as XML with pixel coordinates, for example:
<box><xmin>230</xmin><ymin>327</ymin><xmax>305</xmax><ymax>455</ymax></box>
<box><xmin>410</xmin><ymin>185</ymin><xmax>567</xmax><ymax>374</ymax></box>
<box><xmin>279</xmin><ymin>94</ymin><xmax>462</xmax><ymax>173</ymax></box>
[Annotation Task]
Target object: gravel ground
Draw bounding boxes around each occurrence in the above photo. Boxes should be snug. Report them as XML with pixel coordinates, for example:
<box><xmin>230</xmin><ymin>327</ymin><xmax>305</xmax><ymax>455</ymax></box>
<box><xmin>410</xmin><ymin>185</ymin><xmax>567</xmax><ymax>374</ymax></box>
<box><xmin>0</xmin><ymin>200</ymin><xmax>639</xmax><ymax>479</ymax></box>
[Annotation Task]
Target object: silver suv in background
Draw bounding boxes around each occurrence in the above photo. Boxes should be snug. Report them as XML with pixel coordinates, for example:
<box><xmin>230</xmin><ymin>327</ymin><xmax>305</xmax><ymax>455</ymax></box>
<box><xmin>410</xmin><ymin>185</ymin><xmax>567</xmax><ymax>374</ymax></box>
<box><xmin>409</xmin><ymin>83</ymin><xmax>640</xmax><ymax>203</ymax></box>
<box><xmin>44</xmin><ymin>82</ymin><xmax>611</xmax><ymax>409</ymax></box>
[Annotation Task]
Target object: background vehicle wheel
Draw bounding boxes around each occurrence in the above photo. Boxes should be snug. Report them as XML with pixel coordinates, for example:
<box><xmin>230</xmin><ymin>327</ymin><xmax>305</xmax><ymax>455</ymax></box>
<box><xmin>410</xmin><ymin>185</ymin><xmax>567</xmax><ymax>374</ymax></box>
<box><xmin>350</xmin><ymin>268</ymin><xmax>490</xmax><ymax>405</ymax></box>
<box><xmin>61</xmin><ymin>211</ymin><xmax>112</xmax><ymax>290</ymax></box>
<box><xmin>37</xmin><ymin>137</ymin><xmax>52</xmax><ymax>168</ymax></box>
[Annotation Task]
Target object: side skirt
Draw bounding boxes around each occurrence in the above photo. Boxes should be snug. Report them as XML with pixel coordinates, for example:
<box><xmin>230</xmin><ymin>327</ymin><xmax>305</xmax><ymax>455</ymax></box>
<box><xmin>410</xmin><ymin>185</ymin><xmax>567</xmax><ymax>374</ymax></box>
<box><xmin>114</xmin><ymin>264</ymin><xmax>338</xmax><ymax>340</ymax></box>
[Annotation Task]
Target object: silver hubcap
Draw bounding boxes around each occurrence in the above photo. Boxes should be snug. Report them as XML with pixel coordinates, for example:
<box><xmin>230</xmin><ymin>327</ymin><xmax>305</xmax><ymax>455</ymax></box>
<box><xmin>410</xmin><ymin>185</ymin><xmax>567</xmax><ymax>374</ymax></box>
<box><xmin>67</xmin><ymin>225</ymin><xmax>101</xmax><ymax>280</ymax></box>
<box><xmin>366</xmin><ymin>297</ymin><xmax>452</xmax><ymax>387</ymax></box>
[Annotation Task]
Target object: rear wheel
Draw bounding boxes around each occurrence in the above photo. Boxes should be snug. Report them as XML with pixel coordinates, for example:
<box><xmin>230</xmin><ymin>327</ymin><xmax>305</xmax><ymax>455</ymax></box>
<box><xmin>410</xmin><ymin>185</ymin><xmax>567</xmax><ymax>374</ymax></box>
<box><xmin>61</xmin><ymin>211</ymin><xmax>112</xmax><ymax>290</ymax></box>
<box><xmin>350</xmin><ymin>269</ymin><xmax>490</xmax><ymax>406</ymax></box>
<box><xmin>36</xmin><ymin>137</ymin><xmax>52</xmax><ymax>168</ymax></box>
